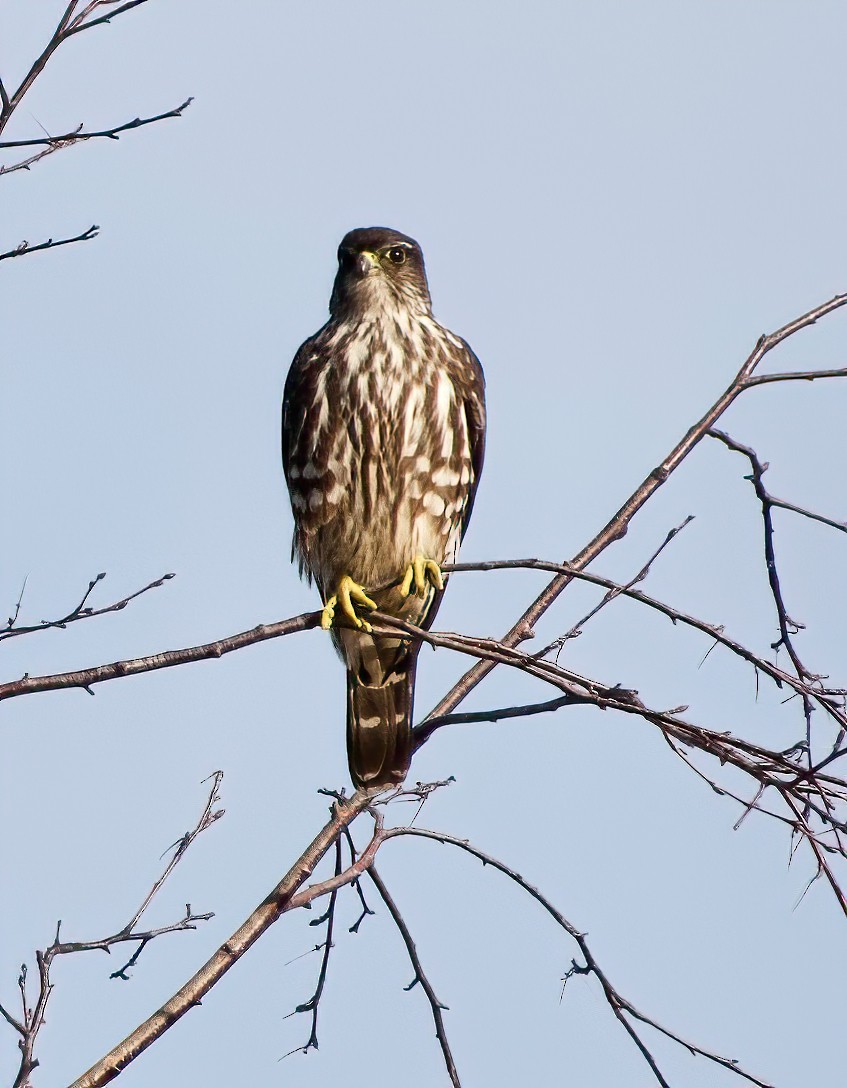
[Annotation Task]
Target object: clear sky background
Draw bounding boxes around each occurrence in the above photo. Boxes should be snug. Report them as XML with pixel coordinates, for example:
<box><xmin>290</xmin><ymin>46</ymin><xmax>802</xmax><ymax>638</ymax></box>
<box><xmin>2</xmin><ymin>2</ymin><xmax>847</xmax><ymax>1086</ymax></box>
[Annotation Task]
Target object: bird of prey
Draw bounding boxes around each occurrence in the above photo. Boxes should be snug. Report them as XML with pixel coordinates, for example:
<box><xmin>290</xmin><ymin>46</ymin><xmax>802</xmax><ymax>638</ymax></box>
<box><xmin>282</xmin><ymin>227</ymin><xmax>486</xmax><ymax>790</ymax></box>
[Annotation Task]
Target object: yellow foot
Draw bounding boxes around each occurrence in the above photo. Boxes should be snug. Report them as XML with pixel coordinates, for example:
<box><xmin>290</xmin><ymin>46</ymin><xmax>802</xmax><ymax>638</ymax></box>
<box><xmin>400</xmin><ymin>556</ymin><xmax>445</xmax><ymax>598</ymax></box>
<box><xmin>321</xmin><ymin>575</ymin><xmax>377</xmax><ymax>632</ymax></box>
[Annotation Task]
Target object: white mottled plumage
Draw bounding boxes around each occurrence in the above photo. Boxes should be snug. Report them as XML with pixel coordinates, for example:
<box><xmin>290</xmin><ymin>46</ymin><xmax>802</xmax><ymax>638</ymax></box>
<box><xmin>282</xmin><ymin>226</ymin><xmax>485</xmax><ymax>788</ymax></box>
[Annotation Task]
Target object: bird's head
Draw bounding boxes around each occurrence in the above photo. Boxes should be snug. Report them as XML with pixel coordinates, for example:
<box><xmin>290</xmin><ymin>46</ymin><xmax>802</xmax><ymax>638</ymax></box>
<box><xmin>329</xmin><ymin>227</ymin><xmax>432</xmax><ymax>317</ymax></box>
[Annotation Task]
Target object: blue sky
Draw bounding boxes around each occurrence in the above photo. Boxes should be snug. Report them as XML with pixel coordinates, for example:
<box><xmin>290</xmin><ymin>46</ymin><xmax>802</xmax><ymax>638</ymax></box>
<box><xmin>2</xmin><ymin>3</ymin><xmax>847</xmax><ymax>1085</ymax></box>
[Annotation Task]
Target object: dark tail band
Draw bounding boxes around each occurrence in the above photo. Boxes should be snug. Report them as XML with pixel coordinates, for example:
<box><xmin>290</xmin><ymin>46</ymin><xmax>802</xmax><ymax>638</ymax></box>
<box><xmin>346</xmin><ymin>664</ymin><xmax>415</xmax><ymax>790</ymax></box>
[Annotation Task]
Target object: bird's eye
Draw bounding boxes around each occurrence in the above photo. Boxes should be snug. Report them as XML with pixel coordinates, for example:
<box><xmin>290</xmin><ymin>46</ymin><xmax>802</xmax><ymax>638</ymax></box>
<box><xmin>387</xmin><ymin>247</ymin><xmax>407</xmax><ymax>265</ymax></box>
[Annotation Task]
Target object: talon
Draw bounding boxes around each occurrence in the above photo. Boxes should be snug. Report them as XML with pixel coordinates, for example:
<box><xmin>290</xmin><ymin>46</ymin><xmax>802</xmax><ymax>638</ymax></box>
<box><xmin>322</xmin><ymin>575</ymin><xmax>376</xmax><ymax>631</ymax></box>
<box><xmin>401</xmin><ymin>556</ymin><xmax>444</xmax><ymax>598</ymax></box>
<box><xmin>320</xmin><ymin>595</ymin><xmax>337</xmax><ymax>630</ymax></box>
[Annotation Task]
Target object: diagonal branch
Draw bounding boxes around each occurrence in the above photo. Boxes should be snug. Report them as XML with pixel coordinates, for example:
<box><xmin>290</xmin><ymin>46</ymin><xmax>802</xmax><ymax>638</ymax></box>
<box><xmin>0</xmin><ymin>610</ymin><xmax>322</xmax><ymax>703</ymax></box>
<box><xmin>0</xmin><ymin>100</ymin><xmax>192</xmax><ymax>151</ymax></box>
<box><xmin>708</xmin><ymin>428</ymin><xmax>839</xmax><ymax>764</ymax></box>
<box><xmin>368</xmin><ymin>865</ymin><xmax>460</xmax><ymax>1087</ymax></box>
<box><xmin>437</xmin><ymin>558</ymin><xmax>847</xmax><ymax>735</ymax></box>
<box><xmin>1</xmin><ymin>572</ymin><xmax>175</xmax><ymax>642</ymax></box>
<box><xmin>536</xmin><ymin>516</ymin><xmax>695</xmax><ymax>657</ymax></box>
<box><xmin>381</xmin><ymin>826</ymin><xmax>774</xmax><ymax>1088</ymax></box>
<box><xmin>424</xmin><ymin>293</ymin><xmax>847</xmax><ymax>726</ymax></box>
<box><xmin>67</xmin><ymin>791</ymin><xmax>372</xmax><ymax>1088</ymax></box>
<box><xmin>0</xmin><ymin>225</ymin><xmax>98</xmax><ymax>263</ymax></box>
<box><xmin>7</xmin><ymin>775</ymin><xmax>223</xmax><ymax>1087</ymax></box>
<box><xmin>281</xmin><ymin>837</ymin><xmax>343</xmax><ymax>1059</ymax></box>
<box><xmin>0</xmin><ymin>2</ymin><xmax>154</xmax><ymax>141</ymax></box>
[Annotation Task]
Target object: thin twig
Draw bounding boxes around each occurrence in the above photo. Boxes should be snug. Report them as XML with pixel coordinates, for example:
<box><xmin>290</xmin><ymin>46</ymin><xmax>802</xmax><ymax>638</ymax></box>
<box><xmin>425</xmin><ymin>294</ymin><xmax>847</xmax><ymax>725</ymax></box>
<box><xmin>68</xmin><ymin>792</ymin><xmax>372</xmax><ymax>1088</ymax></box>
<box><xmin>437</xmin><ymin>559</ymin><xmax>847</xmax><ymax>736</ymax></box>
<box><xmin>0</xmin><ymin>225</ymin><xmax>99</xmax><ymax>263</ymax></box>
<box><xmin>369</xmin><ymin>865</ymin><xmax>460</xmax><ymax>1087</ymax></box>
<box><xmin>0</xmin><ymin>610</ymin><xmax>322</xmax><ymax>703</ymax></box>
<box><xmin>380</xmin><ymin>826</ymin><xmax>774</xmax><ymax>1088</ymax></box>
<box><xmin>8</xmin><ymin>776</ymin><xmax>223</xmax><ymax>1086</ymax></box>
<box><xmin>123</xmin><ymin>771</ymin><xmax>224</xmax><ymax>933</ymax></box>
<box><xmin>0</xmin><ymin>572</ymin><xmax>175</xmax><ymax>642</ymax></box>
<box><xmin>281</xmin><ymin>838</ymin><xmax>343</xmax><ymax>1059</ymax></box>
<box><xmin>538</xmin><ymin>515</ymin><xmax>695</xmax><ymax>656</ymax></box>
<box><xmin>0</xmin><ymin>99</ymin><xmax>192</xmax><ymax>152</ymax></box>
<box><xmin>417</xmin><ymin>694</ymin><xmax>579</xmax><ymax>745</ymax></box>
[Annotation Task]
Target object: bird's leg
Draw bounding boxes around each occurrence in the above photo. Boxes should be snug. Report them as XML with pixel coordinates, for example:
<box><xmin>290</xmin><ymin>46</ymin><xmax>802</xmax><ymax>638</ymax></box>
<box><xmin>400</xmin><ymin>556</ymin><xmax>445</xmax><ymax>598</ymax></box>
<box><xmin>321</xmin><ymin>575</ymin><xmax>377</xmax><ymax>632</ymax></box>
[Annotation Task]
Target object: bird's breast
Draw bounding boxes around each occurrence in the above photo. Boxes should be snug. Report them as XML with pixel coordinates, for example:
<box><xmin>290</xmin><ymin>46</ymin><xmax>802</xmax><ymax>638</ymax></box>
<box><xmin>288</xmin><ymin>315</ymin><xmax>472</xmax><ymax>586</ymax></box>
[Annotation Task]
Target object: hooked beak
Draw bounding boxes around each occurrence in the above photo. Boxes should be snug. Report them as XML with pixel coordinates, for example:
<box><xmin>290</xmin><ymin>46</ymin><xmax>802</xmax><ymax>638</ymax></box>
<box><xmin>356</xmin><ymin>250</ymin><xmax>380</xmax><ymax>276</ymax></box>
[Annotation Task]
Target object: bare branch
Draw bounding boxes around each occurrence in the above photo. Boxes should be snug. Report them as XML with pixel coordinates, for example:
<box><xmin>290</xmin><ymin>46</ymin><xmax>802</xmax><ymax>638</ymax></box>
<box><xmin>0</xmin><ymin>2</ymin><xmax>156</xmax><ymax>143</ymax></box>
<box><xmin>0</xmin><ymin>97</ymin><xmax>191</xmax><ymax>163</ymax></box>
<box><xmin>425</xmin><ymin>293</ymin><xmax>847</xmax><ymax>724</ymax></box>
<box><xmin>0</xmin><ymin>611</ymin><xmax>321</xmax><ymax>703</ymax></box>
<box><xmin>368</xmin><ymin>865</ymin><xmax>461</xmax><ymax>1087</ymax></box>
<box><xmin>0</xmin><ymin>572</ymin><xmax>175</xmax><ymax>642</ymax></box>
<box><xmin>0</xmin><ymin>225</ymin><xmax>99</xmax><ymax>263</ymax></box>
<box><xmin>65</xmin><ymin>1</ymin><xmax>152</xmax><ymax>37</ymax></box>
<box><xmin>281</xmin><ymin>838</ymin><xmax>343</xmax><ymax>1059</ymax></box>
<box><xmin>416</xmin><ymin>694</ymin><xmax>579</xmax><ymax>745</ymax></box>
<box><xmin>8</xmin><ymin>776</ymin><xmax>223</xmax><ymax>1087</ymax></box>
<box><xmin>708</xmin><ymin>428</ymin><xmax>837</xmax><ymax>764</ymax></box>
<box><xmin>535</xmin><ymin>515</ymin><xmax>694</xmax><ymax>657</ymax></box>
<box><xmin>381</xmin><ymin>826</ymin><xmax>774</xmax><ymax>1088</ymax></box>
<box><xmin>67</xmin><ymin>791</ymin><xmax>372</xmax><ymax>1088</ymax></box>
<box><xmin>437</xmin><ymin>559</ymin><xmax>847</xmax><ymax>736</ymax></box>
<box><xmin>743</xmin><ymin>367</ymin><xmax>847</xmax><ymax>388</ymax></box>
<box><xmin>123</xmin><ymin>771</ymin><xmax>224</xmax><ymax>934</ymax></box>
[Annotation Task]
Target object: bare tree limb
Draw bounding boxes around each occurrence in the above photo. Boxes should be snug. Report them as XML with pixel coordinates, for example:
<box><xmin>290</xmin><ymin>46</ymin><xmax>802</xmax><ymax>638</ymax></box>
<box><xmin>708</xmin><ymin>427</ymin><xmax>843</xmax><ymax>766</ymax></box>
<box><xmin>280</xmin><ymin>837</ymin><xmax>343</xmax><ymax>1059</ymax></box>
<box><xmin>122</xmin><ymin>771</ymin><xmax>224</xmax><ymax>934</ymax></box>
<box><xmin>424</xmin><ymin>294</ymin><xmax>847</xmax><ymax>725</ymax></box>
<box><xmin>437</xmin><ymin>559</ymin><xmax>847</xmax><ymax>734</ymax></box>
<box><xmin>0</xmin><ymin>611</ymin><xmax>322</xmax><ymax>703</ymax></box>
<box><xmin>0</xmin><ymin>99</ymin><xmax>192</xmax><ymax>175</ymax></box>
<box><xmin>4</xmin><ymin>774</ymin><xmax>223</xmax><ymax>1088</ymax></box>
<box><xmin>1</xmin><ymin>572</ymin><xmax>175</xmax><ymax>642</ymax></box>
<box><xmin>416</xmin><ymin>694</ymin><xmax>580</xmax><ymax>744</ymax></box>
<box><xmin>381</xmin><ymin>826</ymin><xmax>775</xmax><ymax>1088</ymax></box>
<box><xmin>0</xmin><ymin>3</ymin><xmax>155</xmax><ymax>141</ymax></box>
<box><xmin>0</xmin><ymin>225</ymin><xmax>99</xmax><ymax>263</ymax></box>
<box><xmin>368</xmin><ymin>865</ymin><xmax>461</xmax><ymax>1087</ymax></box>
<box><xmin>67</xmin><ymin>790</ymin><xmax>372</xmax><ymax>1088</ymax></box>
<box><xmin>0</xmin><ymin>99</ymin><xmax>193</xmax><ymax>152</ymax></box>
<box><xmin>536</xmin><ymin>515</ymin><xmax>695</xmax><ymax>657</ymax></box>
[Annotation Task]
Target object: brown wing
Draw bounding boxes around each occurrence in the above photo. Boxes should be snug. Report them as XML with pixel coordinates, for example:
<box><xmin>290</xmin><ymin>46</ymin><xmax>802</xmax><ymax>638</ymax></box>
<box><xmin>454</xmin><ymin>337</ymin><xmax>487</xmax><ymax>540</ymax></box>
<box><xmin>281</xmin><ymin>328</ymin><xmax>337</xmax><ymax>577</ymax></box>
<box><xmin>281</xmin><ymin>334</ymin><xmax>320</xmax><ymax>486</ymax></box>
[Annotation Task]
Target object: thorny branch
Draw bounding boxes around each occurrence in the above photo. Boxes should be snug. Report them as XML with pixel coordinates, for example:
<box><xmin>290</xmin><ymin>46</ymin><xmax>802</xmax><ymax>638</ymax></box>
<box><xmin>0</xmin><ymin>773</ymin><xmax>222</xmax><ymax>1088</ymax></box>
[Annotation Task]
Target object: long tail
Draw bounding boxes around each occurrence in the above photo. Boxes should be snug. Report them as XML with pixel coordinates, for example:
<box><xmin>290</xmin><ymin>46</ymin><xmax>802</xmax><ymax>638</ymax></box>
<box><xmin>346</xmin><ymin>660</ymin><xmax>415</xmax><ymax>789</ymax></box>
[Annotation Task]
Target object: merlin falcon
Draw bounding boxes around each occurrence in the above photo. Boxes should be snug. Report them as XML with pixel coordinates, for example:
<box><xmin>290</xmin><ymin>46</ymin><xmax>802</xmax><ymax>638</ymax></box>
<box><xmin>282</xmin><ymin>227</ymin><xmax>486</xmax><ymax>789</ymax></box>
